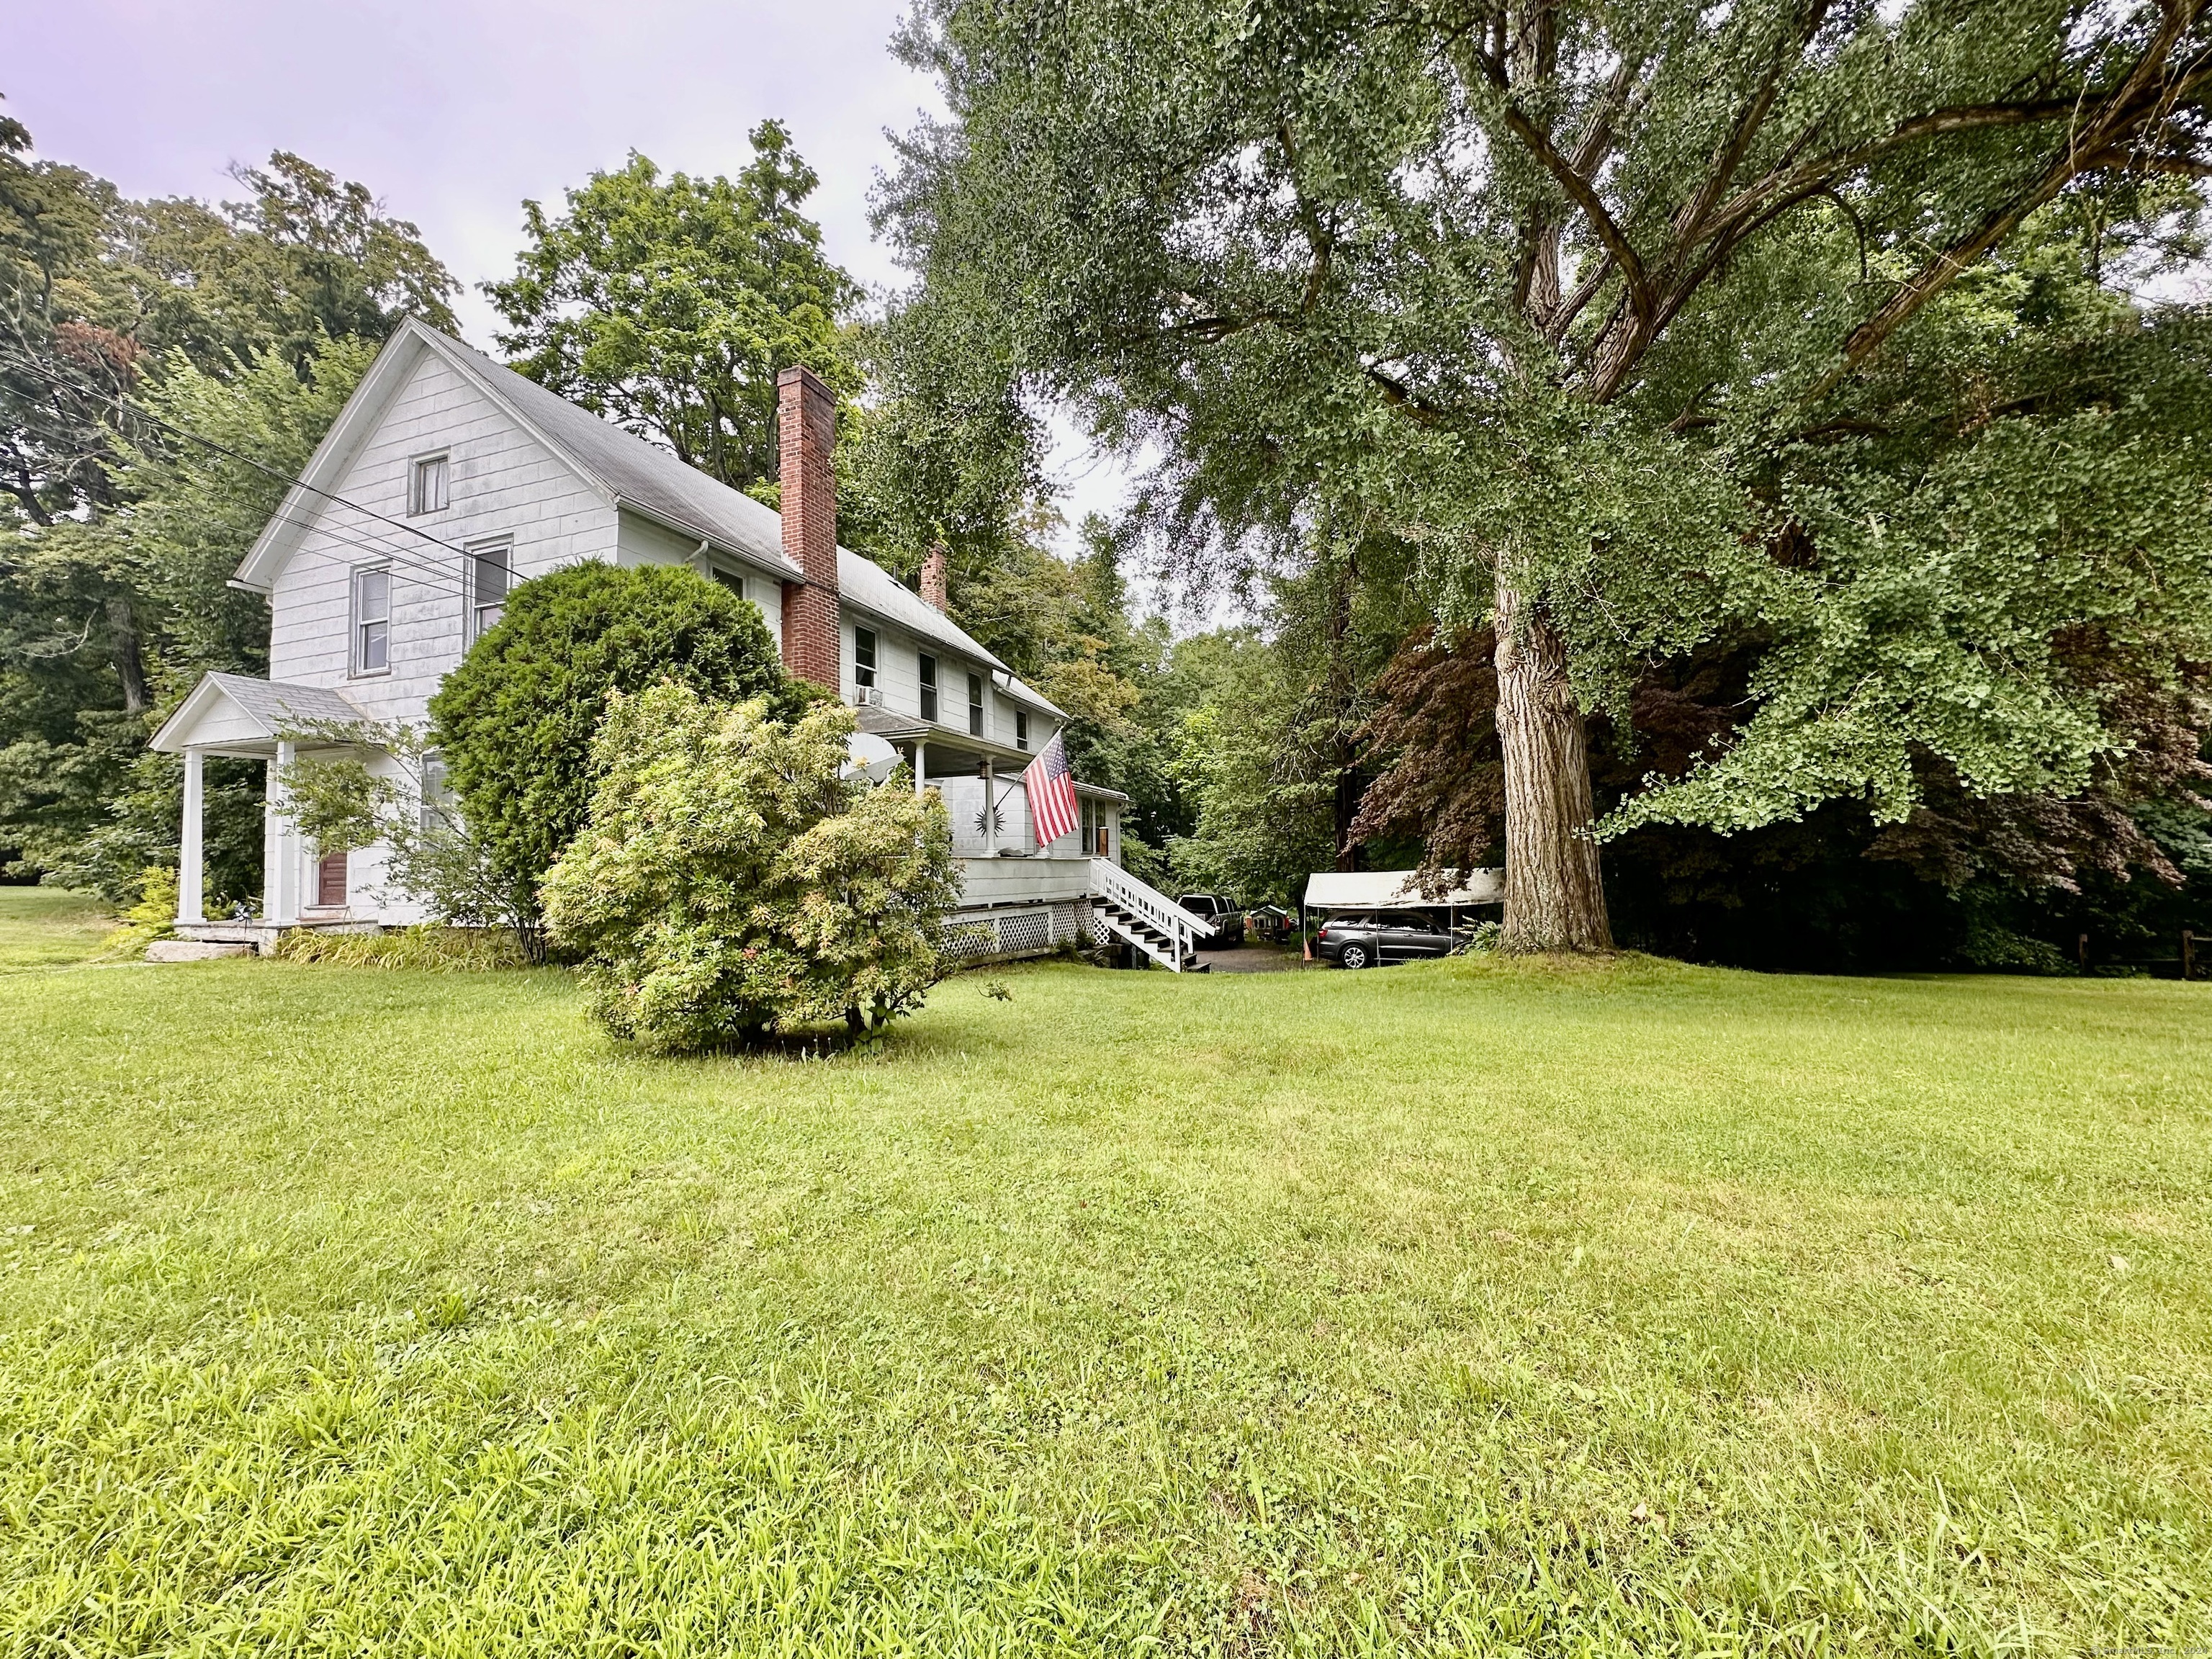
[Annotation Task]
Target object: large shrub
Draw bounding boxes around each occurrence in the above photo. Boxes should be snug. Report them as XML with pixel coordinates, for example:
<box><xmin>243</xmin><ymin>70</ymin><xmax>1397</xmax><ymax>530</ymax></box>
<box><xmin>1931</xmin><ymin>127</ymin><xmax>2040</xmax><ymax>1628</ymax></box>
<box><xmin>428</xmin><ymin>562</ymin><xmax>801</xmax><ymax>914</ymax></box>
<box><xmin>542</xmin><ymin>683</ymin><xmax>960</xmax><ymax>1052</ymax></box>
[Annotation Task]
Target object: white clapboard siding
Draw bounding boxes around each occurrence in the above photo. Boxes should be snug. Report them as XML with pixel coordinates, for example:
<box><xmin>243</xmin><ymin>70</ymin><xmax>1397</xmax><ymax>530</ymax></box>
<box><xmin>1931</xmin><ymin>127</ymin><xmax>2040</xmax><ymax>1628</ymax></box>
<box><xmin>268</xmin><ymin>351</ymin><xmax>619</xmax><ymax>719</ymax></box>
<box><xmin>617</xmin><ymin>510</ymin><xmax>786</xmax><ymax>639</ymax></box>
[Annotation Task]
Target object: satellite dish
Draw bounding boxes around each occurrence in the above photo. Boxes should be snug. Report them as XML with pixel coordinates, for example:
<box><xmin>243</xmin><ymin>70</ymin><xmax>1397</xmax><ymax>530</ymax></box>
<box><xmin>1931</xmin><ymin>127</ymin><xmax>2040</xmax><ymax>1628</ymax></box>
<box><xmin>842</xmin><ymin>731</ymin><xmax>902</xmax><ymax>786</ymax></box>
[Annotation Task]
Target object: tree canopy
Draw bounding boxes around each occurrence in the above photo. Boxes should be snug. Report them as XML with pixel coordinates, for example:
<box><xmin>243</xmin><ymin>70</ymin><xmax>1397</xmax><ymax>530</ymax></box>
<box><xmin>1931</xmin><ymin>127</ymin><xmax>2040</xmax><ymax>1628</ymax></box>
<box><xmin>879</xmin><ymin>0</ymin><xmax>2212</xmax><ymax>949</ymax></box>
<box><xmin>485</xmin><ymin>123</ymin><xmax>863</xmax><ymax>498</ymax></box>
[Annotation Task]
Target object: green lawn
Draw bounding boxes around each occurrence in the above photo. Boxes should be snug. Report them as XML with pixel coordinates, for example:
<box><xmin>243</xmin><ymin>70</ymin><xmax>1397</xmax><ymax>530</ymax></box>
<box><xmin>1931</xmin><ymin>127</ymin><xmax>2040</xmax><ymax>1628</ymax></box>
<box><xmin>1</xmin><ymin>946</ymin><xmax>2206</xmax><ymax>1655</ymax></box>
<box><xmin>0</xmin><ymin>886</ymin><xmax>113</xmax><ymax>968</ymax></box>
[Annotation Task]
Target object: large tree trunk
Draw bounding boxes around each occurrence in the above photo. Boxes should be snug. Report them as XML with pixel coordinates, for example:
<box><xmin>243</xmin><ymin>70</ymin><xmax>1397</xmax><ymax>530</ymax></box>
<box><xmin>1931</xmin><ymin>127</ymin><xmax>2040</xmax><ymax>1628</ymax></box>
<box><xmin>1493</xmin><ymin>586</ymin><xmax>1612</xmax><ymax>951</ymax></box>
<box><xmin>107</xmin><ymin>593</ymin><xmax>148</xmax><ymax>717</ymax></box>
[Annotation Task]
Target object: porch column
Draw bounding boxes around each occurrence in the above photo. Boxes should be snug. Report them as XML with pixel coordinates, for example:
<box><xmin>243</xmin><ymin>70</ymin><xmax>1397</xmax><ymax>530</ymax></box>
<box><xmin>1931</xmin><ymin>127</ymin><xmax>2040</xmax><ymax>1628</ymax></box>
<box><xmin>178</xmin><ymin>747</ymin><xmax>205</xmax><ymax>924</ymax></box>
<box><xmin>912</xmin><ymin>738</ymin><xmax>927</xmax><ymax>796</ymax></box>
<box><xmin>269</xmin><ymin>739</ymin><xmax>300</xmax><ymax>925</ymax></box>
<box><xmin>982</xmin><ymin>759</ymin><xmax>997</xmax><ymax>855</ymax></box>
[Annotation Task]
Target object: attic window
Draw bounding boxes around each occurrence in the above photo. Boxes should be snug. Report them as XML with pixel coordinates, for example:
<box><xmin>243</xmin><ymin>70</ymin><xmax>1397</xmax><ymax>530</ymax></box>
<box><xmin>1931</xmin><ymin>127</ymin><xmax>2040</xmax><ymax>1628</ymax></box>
<box><xmin>409</xmin><ymin>454</ymin><xmax>449</xmax><ymax>516</ymax></box>
<box><xmin>967</xmin><ymin>673</ymin><xmax>984</xmax><ymax>737</ymax></box>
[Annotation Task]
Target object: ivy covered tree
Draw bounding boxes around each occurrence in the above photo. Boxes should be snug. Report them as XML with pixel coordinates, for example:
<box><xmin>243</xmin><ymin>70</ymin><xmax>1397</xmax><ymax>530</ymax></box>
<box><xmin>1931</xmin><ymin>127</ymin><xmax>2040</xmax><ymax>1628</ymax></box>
<box><xmin>485</xmin><ymin>123</ymin><xmax>862</xmax><ymax>497</ymax></box>
<box><xmin>880</xmin><ymin>0</ymin><xmax>2212</xmax><ymax>950</ymax></box>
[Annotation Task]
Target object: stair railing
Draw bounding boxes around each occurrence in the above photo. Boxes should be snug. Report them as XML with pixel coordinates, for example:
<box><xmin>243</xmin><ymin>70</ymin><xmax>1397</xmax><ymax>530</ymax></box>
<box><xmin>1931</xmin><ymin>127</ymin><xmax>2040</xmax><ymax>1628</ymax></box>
<box><xmin>1089</xmin><ymin>858</ymin><xmax>1215</xmax><ymax>968</ymax></box>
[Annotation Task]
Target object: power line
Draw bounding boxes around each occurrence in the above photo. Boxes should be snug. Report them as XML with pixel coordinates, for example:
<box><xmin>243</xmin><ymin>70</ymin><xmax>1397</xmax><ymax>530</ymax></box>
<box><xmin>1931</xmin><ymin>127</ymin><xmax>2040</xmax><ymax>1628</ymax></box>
<box><xmin>2</xmin><ymin>345</ymin><xmax>475</xmax><ymax>600</ymax></box>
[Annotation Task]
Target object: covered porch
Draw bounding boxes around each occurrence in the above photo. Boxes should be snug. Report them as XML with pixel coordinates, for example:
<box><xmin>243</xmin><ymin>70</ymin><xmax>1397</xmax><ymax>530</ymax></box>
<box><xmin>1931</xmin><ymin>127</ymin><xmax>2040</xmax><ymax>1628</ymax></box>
<box><xmin>148</xmin><ymin>673</ymin><xmax>379</xmax><ymax>948</ymax></box>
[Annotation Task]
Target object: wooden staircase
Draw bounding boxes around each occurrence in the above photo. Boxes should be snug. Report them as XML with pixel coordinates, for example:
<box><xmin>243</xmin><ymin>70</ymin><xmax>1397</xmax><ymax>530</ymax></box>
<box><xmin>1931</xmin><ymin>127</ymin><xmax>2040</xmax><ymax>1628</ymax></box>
<box><xmin>1088</xmin><ymin>858</ymin><xmax>1215</xmax><ymax>972</ymax></box>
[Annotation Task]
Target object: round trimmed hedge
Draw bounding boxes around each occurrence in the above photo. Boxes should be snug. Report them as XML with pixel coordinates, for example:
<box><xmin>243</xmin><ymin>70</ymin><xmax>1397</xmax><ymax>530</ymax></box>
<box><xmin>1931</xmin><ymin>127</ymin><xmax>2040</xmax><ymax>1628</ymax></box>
<box><xmin>428</xmin><ymin>561</ymin><xmax>808</xmax><ymax>914</ymax></box>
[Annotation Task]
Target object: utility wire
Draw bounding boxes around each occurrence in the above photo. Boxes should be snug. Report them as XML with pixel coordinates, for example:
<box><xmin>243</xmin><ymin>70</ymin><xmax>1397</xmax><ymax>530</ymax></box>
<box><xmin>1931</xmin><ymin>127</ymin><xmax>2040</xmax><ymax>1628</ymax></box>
<box><xmin>3</xmin><ymin>346</ymin><xmax>475</xmax><ymax>600</ymax></box>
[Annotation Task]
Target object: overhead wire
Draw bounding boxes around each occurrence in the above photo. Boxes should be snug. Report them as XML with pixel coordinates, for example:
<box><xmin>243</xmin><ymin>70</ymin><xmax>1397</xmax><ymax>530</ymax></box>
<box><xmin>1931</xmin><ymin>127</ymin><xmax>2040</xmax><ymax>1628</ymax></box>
<box><xmin>0</xmin><ymin>346</ymin><xmax>479</xmax><ymax>601</ymax></box>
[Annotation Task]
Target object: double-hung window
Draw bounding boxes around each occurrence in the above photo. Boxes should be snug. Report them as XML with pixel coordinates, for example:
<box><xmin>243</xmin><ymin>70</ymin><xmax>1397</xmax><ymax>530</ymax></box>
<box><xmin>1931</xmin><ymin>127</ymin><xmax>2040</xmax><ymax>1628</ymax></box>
<box><xmin>409</xmin><ymin>454</ymin><xmax>449</xmax><ymax>516</ymax></box>
<box><xmin>918</xmin><ymin>653</ymin><xmax>938</xmax><ymax>721</ymax></box>
<box><xmin>352</xmin><ymin>565</ymin><xmax>391</xmax><ymax>675</ymax></box>
<box><xmin>469</xmin><ymin>542</ymin><xmax>511</xmax><ymax>639</ymax></box>
<box><xmin>1015</xmin><ymin>709</ymin><xmax>1029</xmax><ymax>751</ymax></box>
<box><xmin>853</xmin><ymin>626</ymin><xmax>877</xmax><ymax>689</ymax></box>
<box><xmin>967</xmin><ymin>673</ymin><xmax>984</xmax><ymax>737</ymax></box>
<box><xmin>419</xmin><ymin>755</ymin><xmax>451</xmax><ymax>836</ymax></box>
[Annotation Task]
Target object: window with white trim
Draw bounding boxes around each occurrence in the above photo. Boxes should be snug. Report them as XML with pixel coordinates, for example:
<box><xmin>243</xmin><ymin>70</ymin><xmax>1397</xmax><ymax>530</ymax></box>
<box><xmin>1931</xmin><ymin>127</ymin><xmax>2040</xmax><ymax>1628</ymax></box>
<box><xmin>469</xmin><ymin>541</ymin><xmax>511</xmax><ymax>639</ymax></box>
<box><xmin>967</xmin><ymin>673</ymin><xmax>984</xmax><ymax>737</ymax></box>
<box><xmin>919</xmin><ymin>653</ymin><xmax>938</xmax><ymax>721</ymax></box>
<box><xmin>352</xmin><ymin>566</ymin><xmax>391</xmax><ymax>675</ymax></box>
<box><xmin>1015</xmin><ymin>709</ymin><xmax>1029</xmax><ymax>751</ymax></box>
<box><xmin>853</xmin><ymin>626</ymin><xmax>877</xmax><ymax>688</ymax></box>
<box><xmin>419</xmin><ymin>755</ymin><xmax>451</xmax><ymax>836</ymax></box>
<box><xmin>409</xmin><ymin>454</ymin><xmax>449</xmax><ymax>516</ymax></box>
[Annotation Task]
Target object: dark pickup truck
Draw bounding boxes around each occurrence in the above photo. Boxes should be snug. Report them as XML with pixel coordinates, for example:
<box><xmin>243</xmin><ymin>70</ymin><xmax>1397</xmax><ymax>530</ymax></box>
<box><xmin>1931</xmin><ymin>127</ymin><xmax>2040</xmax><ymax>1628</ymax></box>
<box><xmin>1176</xmin><ymin>893</ymin><xmax>1246</xmax><ymax>949</ymax></box>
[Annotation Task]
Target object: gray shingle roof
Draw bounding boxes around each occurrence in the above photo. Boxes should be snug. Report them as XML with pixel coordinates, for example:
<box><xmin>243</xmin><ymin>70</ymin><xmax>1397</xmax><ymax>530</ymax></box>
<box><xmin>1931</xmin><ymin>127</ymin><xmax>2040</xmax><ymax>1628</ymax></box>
<box><xmin>205</xmin><ymin>673</ymin><xmax>367</xmax><ymax>734</ymax></box>
<box><xmin>436</xmin><ymin>337</ymin><xmax>804</xmax><ymax>583</ymax></box>
<box><xmin>425</xmin><ymin>329</ymin><xmax>1063</xmax><ymax>716</ymax></box>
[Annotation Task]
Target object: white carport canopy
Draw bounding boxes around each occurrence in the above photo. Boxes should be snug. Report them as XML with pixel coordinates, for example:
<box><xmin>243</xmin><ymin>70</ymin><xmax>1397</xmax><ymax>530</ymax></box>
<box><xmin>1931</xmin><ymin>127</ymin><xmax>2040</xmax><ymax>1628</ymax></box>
<box><xmin>1303</xmin><ymin>869</ymin><xmax>1503</xmax><ymax>911</ymax></box>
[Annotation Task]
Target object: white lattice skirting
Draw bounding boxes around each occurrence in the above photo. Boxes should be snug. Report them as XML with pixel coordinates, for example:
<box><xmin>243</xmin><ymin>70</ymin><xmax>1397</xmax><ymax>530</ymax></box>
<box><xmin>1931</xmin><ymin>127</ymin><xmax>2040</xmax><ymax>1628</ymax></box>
<box><xmin>942</xmin><ymin>901</ymin><xmax>1089</xmax><ymax>964</ymax></box>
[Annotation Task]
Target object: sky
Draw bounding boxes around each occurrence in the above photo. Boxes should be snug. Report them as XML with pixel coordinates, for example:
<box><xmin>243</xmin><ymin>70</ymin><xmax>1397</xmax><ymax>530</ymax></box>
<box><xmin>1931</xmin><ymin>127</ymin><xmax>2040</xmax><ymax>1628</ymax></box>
<box><xmin>8</xmin><ymin>0</ymin><xmax>1143</xmax><ymax>556</ymax></box>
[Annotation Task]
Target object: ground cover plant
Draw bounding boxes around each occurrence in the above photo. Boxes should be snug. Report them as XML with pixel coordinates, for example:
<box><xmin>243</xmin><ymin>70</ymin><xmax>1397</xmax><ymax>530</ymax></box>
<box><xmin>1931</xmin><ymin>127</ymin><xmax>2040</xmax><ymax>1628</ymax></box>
<box><xmin>1</xmin><ymin>947</ymin><xmax>2206</xmax><ymax>1653</ymax></box>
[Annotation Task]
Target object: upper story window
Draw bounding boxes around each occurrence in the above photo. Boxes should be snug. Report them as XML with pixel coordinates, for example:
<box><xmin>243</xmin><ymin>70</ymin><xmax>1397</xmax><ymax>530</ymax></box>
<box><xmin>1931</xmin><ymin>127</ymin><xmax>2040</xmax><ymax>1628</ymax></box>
<box><xmin>469</xmin><ymin>542</ymin><xmax>510</xmax><ymax>640</ymax></box>
<box><xmin>967</xmin><ymin>672</ymin><xmax>984</xmax><ymax>737</ymax></box>
<box><xmin>409</xmin><ymin>454</ymin><xmax>449</xmax><ymax>516</ymax></box>
<box><xmin>919</xmin><ymin>653</ymin><xmax>938</xmax><ymax>721</ymax></box>
<box><xmin>351</xmin><ymin>565</ymin><xmax>391</xmax><ymax>675</ymax></box>
<box><xmin>713</xmin><ymin>569</ymin><xmax>746</xmax><ymax>601</ymax></box>
<box><xmin>853</xmin><ymin>626</ymin><xmax>877</xmax><ymax>689</ymax></box>
<box><xmin>1015</xmin><ymin>709</ymin><xmax>1030</xmax><ymax>751</ymax></box>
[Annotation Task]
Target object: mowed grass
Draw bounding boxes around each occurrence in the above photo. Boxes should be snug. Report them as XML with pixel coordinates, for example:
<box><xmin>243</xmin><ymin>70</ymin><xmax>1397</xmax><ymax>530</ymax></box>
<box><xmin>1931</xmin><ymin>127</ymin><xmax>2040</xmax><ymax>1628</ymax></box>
<box><xmin>1</xmin><ymin>945</ymin><xmax>2207</xmax><ymax>1656</ymax></box>
<box><xmin>0</xmin><ymin>886</ymin><xmax>113</xmax><ymax>968</ymax></box>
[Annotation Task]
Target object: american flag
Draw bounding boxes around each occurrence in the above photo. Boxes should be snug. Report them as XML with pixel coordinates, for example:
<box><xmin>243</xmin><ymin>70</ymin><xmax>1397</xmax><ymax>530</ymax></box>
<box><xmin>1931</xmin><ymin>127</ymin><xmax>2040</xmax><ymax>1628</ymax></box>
<box><xmin>1022</xmin><ymin>730</ymin><xmax>1079</xmax><ymax>847</ymax></box>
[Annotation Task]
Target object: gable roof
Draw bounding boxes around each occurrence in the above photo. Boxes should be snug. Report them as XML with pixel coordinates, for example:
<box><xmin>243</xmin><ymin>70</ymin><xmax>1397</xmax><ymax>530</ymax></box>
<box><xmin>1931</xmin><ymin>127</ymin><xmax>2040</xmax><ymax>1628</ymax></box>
<box><xmin>232</xmin><ymin>320</ymin><xmax>1061</xmax><ymax>715</ymax></box>
<box><xmin>150</xmin><ymin>673</ymin><xmax>369</xmax><ymax>753</ymax></box>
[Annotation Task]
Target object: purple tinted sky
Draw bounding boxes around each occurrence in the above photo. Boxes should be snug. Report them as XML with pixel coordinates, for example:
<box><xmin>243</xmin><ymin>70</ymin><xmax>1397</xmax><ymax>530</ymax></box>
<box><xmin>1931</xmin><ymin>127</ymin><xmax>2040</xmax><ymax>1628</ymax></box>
<box><xmin>12</xmin><ymin>0</ymin><xmax>933</xmax><ymax>336</ymax></box>
<box><xmin>10</xmin><ymin>0</ymin><xmax>1147</xmax><ymax>547</ymax></box>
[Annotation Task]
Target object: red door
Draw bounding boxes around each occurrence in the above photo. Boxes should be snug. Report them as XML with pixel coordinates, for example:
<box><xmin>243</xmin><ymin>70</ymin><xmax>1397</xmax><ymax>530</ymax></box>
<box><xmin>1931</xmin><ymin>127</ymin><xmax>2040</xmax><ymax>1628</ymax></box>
<box><xmin>316</xmin><ymin>851</ymin><xmax>348</xmax><ymax>907</ymax></box>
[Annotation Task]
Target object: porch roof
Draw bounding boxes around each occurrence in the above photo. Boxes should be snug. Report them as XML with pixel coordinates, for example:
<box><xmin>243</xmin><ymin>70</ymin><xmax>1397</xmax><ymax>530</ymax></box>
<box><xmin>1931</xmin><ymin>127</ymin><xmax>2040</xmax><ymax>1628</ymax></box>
<box><xmin>149</xmin><ymin>673</ymin><xmax>372</xmax><ymax>757</ymax></box>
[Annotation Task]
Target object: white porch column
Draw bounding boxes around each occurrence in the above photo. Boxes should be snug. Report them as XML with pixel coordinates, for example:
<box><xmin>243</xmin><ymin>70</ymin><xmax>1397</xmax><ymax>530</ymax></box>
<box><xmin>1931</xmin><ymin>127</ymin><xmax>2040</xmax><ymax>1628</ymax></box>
<box><xmin>982</xmin><ymin>759</ymin><xmax>997</xmax><ymax>855</ymax></box>
<box><xmin>269</xmin><ymin>739</ymin><xmax>300</xmax><ymax>925</ymax></box>
<box><xmin>178</xmin><ymin>747</ymin><xmax>205</xmax><ymax>924</ymax></box>
<box><xmin>912</xmin><ymin>738</ymin><xmax>927</xmax><ymax>796</ymax></box>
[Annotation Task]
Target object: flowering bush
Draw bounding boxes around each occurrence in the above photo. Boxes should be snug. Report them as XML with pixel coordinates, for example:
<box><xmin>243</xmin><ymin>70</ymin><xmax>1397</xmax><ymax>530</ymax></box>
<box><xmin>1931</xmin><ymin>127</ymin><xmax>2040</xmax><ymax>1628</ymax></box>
<box><xmin>541</xmin><ymin>683</ymin><xmax>960</xmax><ymax>1053</ymax></box>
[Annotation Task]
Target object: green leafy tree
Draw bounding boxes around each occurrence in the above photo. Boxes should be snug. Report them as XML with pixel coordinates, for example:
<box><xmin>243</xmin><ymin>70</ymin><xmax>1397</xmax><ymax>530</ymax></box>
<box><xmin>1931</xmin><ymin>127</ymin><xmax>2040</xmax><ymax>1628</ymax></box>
<box><xmin>881</xmin><ymin>0</ymin><xmax>2212</xmax><ymax>950</ymax></box>
<box><xmin>428</xmin><ymin>562</ymin><xmax>804</xmax><ymax>922</ymax></box>
<box><xmin>1</xmin><ymin>107</ymin><xmax>453</xmax><ymax>889</ymax></box>
<box><xmin>486</xmin><ymin>125</ymin><xmax>861</xmax><ymax>495</ymax></box>
<box><xmin>542</xmin><ymin>683</ymin><xmax>961</xmax><ymax>1051</ymax></box>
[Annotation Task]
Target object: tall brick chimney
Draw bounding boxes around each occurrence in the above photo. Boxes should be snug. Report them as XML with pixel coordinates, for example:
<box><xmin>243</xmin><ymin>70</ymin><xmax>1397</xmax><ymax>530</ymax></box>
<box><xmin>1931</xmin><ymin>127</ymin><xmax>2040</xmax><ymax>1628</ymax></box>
<box><xmin>777</xmin><ymin>364</ymin><xmax>840</xmax><ymax>688</ymax></box>
<box><xmin>920</xmin><ymin>543</ymin><xmax>948</xmax><ymax>613</ymax></box>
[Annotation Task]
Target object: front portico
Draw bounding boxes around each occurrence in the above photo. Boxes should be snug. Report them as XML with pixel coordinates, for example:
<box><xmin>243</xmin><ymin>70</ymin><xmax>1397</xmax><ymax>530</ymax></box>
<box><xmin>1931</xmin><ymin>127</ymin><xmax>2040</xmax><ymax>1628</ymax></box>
<box><xmin>148</xmin><ymin>673</ymin><xmax>377</xmax><ymax>949</ymax></box>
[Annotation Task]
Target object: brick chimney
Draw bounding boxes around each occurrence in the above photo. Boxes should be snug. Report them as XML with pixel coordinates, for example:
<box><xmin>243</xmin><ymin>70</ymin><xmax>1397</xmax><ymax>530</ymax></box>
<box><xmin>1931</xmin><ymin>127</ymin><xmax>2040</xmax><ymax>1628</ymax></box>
<box><xmin>776</xmin><ymin>363</ymin><xmax>840</xmax><ymax>688</ymax></box>
<box><xmin>920</xmin><ymin>543</ymin><xmax>949</xmax><ymax>613</ymax></box>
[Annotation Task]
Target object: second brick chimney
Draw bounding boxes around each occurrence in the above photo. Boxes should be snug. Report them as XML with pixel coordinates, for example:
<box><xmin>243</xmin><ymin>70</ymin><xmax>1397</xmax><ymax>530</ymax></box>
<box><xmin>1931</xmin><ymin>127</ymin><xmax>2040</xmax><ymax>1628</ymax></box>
<box><xmin>777</xmin><ymin>363</ymin><xmax>840</xmax><ymax>688</ymax></box>
<box><xmin>920</xmin><ymin>543</ymin><xmax>949</xmax><ymax>613</ymax></box>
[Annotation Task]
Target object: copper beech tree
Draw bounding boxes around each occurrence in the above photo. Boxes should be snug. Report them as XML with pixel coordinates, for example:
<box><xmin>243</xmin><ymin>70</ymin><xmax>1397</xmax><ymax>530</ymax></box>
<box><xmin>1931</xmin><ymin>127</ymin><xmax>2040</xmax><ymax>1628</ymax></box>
<box><xmin>880</xmin><ymin>0</ymin><xmax>2212</xmax><ymax>949</ymax></box>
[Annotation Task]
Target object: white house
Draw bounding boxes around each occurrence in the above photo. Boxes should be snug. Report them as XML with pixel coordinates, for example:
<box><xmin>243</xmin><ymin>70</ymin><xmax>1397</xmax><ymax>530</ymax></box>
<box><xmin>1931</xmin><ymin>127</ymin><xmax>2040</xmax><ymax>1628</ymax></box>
<box><xmin>150</xmin><ymin>320</ymin><xmax>1211</xmax><ymax>968</ymax></box>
